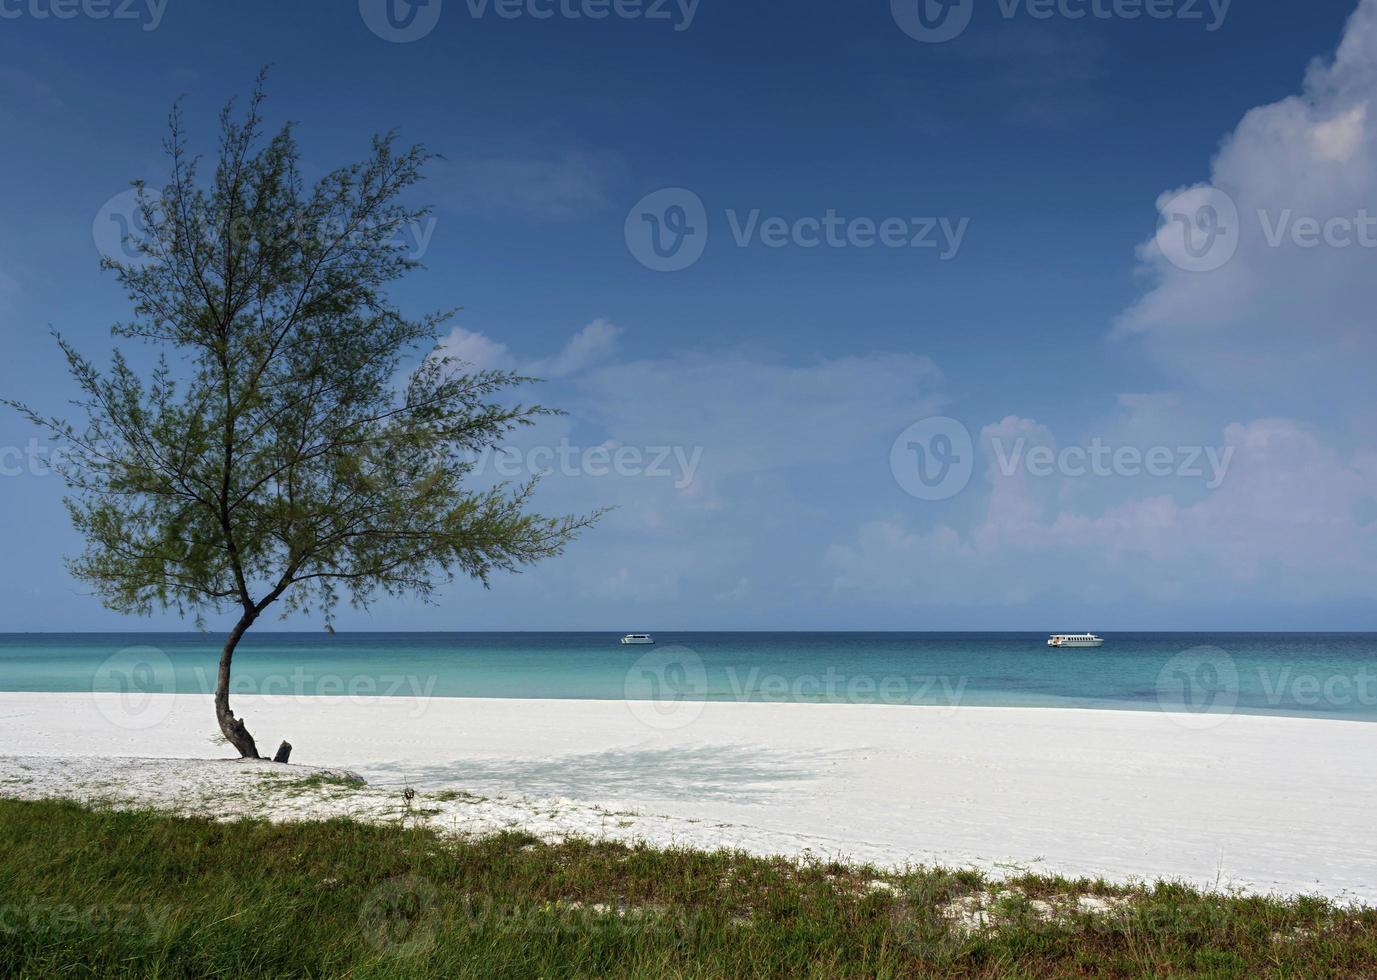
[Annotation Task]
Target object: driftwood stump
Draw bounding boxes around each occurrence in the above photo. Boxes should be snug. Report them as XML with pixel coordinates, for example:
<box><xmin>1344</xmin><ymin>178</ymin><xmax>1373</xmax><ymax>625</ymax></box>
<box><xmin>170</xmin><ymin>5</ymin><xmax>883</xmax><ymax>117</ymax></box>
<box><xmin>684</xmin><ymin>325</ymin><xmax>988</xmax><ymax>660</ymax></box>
<box><xmin>272</xmin><ymin>741</ymin><xmax>293</xmax><ymax>764</ymax></box>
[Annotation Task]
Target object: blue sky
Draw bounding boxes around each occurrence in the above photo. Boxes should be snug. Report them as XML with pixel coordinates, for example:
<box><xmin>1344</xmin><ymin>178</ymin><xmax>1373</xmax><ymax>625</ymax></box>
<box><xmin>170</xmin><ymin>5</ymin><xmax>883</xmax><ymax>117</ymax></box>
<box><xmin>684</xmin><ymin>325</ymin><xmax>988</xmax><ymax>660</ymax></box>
<box><xmin>1</xmin><ymin>0</ymin><xmax>1375</xmax><ymax>631</ymax></box>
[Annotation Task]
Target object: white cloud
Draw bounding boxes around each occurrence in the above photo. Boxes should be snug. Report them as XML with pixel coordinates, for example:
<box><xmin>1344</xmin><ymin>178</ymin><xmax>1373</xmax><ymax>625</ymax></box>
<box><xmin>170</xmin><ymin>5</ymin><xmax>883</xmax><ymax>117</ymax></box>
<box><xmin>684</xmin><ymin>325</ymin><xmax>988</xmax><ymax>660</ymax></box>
<box><xmin>1311</xmin><ymin>103</ymin><xmax>1368</xmax><ymax>161</ymax></box>
<box><xmin>526</xmin><ymin>318</ymin><xmax>622</xmax><ymax>379</ymax></box>
<box><xmin>431</xmin><ymin>326</ymin><xmax>510</xmax><ymax>372</ymax></box>
<box><xmin>1117</xmin><ymin>0</ymin><xmax>1377</xmax><ymax>401</ymax></box>
<box><xmin>431</xmin><ymin>319</ymin><xmax>622</xmax><ymax>380</ymax></box>
<box><xmin>829</xmin><ymin>417</ymin><xmax>1377</xmax><ymax>608</ymax></box>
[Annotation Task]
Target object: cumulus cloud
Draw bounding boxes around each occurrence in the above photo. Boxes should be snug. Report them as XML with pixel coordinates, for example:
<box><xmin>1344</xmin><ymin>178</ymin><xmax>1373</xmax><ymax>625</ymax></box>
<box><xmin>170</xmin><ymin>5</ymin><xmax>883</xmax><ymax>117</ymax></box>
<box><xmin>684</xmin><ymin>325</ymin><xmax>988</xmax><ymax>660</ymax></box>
<box><xmin>431</xmin><ymin>326</ymin><xmax>510</xmax><ymax>372</ymax></box>
<box><xmin>526</xmin><ymin>318</ymin><xmax>622</xmax><ymax>379</ymax></box>
<box><xmin>844</xmin><ymin>1</ymin><xmax>1377</xmax><ymax>620</ymax></box>
<box><xmin>829</xmin><ymin>418</ymin><xmax>1377</xmax><ymax>608</ymax></box>
<box><xmin>1117</xmin><ymin>0</ymin><xmax>1377</xmax><ymax>403</ymax></box>
<box><xmin>431</xmin><ymin>319</ymin><xmax>622</xmax><ymax>380</ymax></box>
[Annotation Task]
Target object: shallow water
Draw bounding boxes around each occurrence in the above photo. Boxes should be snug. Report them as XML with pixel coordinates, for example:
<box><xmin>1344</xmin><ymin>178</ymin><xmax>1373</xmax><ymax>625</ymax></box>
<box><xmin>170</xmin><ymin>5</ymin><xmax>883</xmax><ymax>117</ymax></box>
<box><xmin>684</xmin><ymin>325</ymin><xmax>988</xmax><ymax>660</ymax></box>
<box><xmin>3</xmin><ymin>631</ymin><xmax>1376</xmax><ymax>722</ymax></box>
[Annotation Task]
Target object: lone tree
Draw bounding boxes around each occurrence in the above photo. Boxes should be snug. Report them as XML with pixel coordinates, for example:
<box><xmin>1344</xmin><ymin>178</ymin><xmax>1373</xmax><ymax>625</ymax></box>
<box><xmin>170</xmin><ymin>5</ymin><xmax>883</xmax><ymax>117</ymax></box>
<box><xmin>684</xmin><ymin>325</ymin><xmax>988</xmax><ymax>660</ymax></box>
<box><xmin>7</xmin><ymin>79</ymin><xmax>599</xmax><ymax>760</ymax></box>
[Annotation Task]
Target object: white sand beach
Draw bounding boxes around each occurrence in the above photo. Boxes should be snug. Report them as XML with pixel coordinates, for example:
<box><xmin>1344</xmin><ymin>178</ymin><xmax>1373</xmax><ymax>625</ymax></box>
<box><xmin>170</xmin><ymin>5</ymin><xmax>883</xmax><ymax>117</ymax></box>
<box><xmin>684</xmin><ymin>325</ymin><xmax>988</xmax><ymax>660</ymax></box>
<box><xmin>1</xmin><ymin>691</ymin><xmax>1374</xmax><ymax>904</ymax></box>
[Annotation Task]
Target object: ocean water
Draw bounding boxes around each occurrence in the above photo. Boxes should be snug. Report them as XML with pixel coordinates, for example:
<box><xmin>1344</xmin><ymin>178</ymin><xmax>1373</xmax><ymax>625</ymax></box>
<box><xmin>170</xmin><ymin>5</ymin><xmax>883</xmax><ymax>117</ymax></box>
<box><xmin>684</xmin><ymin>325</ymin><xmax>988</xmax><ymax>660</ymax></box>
<box><xmin>2</xmin><ymin>632</ymin><xmax>1377</xmax><ymax>723</ymax></box>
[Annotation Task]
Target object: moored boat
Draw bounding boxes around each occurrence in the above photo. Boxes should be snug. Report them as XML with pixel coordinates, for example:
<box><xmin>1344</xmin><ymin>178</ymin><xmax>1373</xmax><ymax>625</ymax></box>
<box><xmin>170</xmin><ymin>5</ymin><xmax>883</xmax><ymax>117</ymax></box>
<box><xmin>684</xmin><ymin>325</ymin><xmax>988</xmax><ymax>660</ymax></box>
<box><xmin>1047</xmin><ymin>633</ymin><xmax>1105</xmax><ymax>648</ymax></box>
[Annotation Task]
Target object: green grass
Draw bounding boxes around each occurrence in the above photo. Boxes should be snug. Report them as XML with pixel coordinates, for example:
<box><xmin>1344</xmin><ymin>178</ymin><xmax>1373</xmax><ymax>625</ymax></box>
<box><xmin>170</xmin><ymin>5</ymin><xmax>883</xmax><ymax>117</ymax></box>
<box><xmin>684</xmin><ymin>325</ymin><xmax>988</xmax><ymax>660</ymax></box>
<box><xmin>258</xmin><ymin>771</ymin><xmax>368</xmax><ymax>795</ymax></box>
<box><xmin>1</xmin><ymin>797</ymin><xmax>1375</xmax><ymax>978</ymax></box>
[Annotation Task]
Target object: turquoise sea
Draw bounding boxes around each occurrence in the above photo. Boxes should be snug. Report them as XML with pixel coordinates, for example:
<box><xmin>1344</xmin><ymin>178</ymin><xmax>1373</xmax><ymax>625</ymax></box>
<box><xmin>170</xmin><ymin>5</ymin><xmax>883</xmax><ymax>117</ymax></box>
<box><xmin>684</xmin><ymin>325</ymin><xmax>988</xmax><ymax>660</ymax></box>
<box><xmin>2</xmin><ymin>632</ymin><xmax>1377</xmax><ymax>722</ymax></box>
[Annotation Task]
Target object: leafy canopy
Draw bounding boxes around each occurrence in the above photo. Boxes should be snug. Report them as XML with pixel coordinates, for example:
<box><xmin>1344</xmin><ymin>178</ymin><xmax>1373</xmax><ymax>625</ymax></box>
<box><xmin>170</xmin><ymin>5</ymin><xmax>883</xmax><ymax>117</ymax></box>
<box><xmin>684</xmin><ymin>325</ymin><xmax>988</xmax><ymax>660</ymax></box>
<box><xmin>10</xmin><ymin>79</ymin><xmax>598</xmax><ymax>627</ymax></box>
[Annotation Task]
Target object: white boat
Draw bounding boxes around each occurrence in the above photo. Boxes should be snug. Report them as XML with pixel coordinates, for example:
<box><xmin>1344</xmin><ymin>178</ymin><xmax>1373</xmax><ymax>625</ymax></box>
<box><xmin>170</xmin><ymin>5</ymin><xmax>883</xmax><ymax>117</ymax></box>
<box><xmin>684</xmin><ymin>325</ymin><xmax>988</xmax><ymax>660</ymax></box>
<box><xmin>620</xmin><ymin>633</ymin><xmax>655</xmax><ymax>645</ymax></box>
<box><xmin>1047</xmin><ymin>633</ymin><xmax>1104</xmax><ymax>648</ymax></box>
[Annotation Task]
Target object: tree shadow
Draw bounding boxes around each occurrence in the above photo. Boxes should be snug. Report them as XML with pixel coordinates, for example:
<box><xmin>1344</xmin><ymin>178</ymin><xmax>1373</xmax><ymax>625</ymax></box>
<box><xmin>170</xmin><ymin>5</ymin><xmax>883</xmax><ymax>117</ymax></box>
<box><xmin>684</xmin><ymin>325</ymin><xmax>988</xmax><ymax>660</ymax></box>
<box><xmin>363</xmin><ymin>743</ymin><xmax>844</xmax><ymax>805</ymax></box>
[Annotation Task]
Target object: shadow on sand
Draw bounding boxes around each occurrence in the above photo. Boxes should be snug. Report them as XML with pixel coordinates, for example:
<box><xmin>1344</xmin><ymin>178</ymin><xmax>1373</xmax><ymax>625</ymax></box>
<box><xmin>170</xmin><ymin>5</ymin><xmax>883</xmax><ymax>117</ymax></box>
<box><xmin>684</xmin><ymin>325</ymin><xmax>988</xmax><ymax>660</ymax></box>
<box><xmin>363</xmin><ymin>743</ymin><xmax>846</xmax><ymax>805</ymax></box>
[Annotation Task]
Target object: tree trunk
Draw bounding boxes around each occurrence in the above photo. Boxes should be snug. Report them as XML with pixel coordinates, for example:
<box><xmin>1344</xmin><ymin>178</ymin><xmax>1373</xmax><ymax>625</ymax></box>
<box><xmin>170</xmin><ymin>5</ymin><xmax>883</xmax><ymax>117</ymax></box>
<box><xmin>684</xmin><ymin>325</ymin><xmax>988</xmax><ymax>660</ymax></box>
<box><xmin>215</xmin><ymin>615</ymin><xmax>261</xmax><ymax>759</ymax></box>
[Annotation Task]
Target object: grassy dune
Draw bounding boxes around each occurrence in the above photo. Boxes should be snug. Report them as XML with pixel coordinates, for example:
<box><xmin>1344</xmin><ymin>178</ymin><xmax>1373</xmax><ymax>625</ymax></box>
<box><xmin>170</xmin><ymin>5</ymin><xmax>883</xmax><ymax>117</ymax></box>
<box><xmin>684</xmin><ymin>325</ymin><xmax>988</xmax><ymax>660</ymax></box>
<box><xmin>1</xmin><ymin>797</ymin><xmax>1374</xmax><ymax>977</ymax></box>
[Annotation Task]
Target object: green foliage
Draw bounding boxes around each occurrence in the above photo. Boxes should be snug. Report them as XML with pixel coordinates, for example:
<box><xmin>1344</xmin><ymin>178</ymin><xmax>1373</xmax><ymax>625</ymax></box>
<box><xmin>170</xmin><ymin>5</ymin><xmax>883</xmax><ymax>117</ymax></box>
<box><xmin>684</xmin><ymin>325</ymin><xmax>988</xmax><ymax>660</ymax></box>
<box><xmin>7</xmin><ymin>74</ymin><xmax>598</xmax><ymax>628</ymax></box>
<box><xmin>2</xmin><ymin>798</ymin><xmax>1375</xmax><ymax>978</ymax></box>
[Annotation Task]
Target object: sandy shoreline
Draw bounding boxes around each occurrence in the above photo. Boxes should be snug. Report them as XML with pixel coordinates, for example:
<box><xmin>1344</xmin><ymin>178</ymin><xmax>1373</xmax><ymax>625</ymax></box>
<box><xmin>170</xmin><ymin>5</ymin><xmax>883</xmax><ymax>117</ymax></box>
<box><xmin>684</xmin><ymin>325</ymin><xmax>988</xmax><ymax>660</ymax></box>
<box><xmin>2</xmin><ymin>691</ymin><xmax>1374</xmax><ymax>904</ymax></box>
